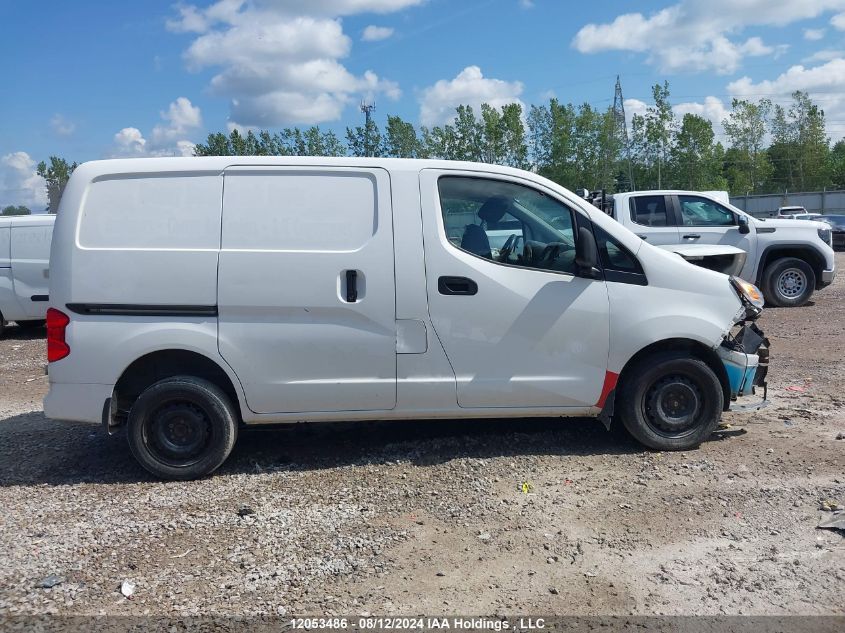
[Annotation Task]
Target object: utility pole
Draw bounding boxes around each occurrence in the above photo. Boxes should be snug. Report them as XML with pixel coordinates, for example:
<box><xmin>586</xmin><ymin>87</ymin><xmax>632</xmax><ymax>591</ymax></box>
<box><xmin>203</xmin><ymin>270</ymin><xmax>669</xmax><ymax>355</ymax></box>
<box><xmin>360</xmin><ymin>100</ymin><xmax>376</xmax><ymax>157</ymax></box>
<box><xmin>612</xmin><ymin>75</ymin><xmax>635</xmax><ymax>191</ymax></box>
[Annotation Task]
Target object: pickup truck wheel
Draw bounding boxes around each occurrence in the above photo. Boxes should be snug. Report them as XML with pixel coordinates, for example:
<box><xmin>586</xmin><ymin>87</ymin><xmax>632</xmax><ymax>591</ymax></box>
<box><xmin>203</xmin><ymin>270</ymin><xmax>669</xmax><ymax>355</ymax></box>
<box><xmin>617</xmin><ymin>352</ymin><xmax>723</xmax><ymax>451</ymax></box>
<box><xmin>127</xmin><ymin>376</ymin><xmax>238</xmax><ymax>480</ymax></box>
<box><xmin>762</xmin><ymin>257</ymin><xmax>815</xmax><ymax>307</ymax></box>
<box><xmin>0</xmin><ymin>313</ymin><xmax>5</xmax><ymax>338</ymax></box>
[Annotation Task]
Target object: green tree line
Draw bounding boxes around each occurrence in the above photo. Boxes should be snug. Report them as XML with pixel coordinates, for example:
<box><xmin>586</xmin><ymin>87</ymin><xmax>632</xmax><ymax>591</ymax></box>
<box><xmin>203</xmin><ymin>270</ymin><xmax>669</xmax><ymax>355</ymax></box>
<box><xmin>33</xmin><ymin>81</ymin><xmax>844</xmax><ymax>213</ymax></box>
<box><xmin>194</xmin><ymin>84</ymin><xmax>843</xmax><ymax>196</ymax></box>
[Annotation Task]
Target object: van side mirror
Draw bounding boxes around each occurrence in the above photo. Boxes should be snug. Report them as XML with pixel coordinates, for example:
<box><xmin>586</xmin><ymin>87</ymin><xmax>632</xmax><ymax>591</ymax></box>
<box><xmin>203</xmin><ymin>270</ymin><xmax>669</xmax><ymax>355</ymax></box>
<box><xmin>575</xmin><ymin>226</ymin><xmax>602</xmax><ymax>280</ymax></box>
<box><xmin>737</xmin><ymin>215</ymin><xmax>751</xmax><ymax>234</ymax></box>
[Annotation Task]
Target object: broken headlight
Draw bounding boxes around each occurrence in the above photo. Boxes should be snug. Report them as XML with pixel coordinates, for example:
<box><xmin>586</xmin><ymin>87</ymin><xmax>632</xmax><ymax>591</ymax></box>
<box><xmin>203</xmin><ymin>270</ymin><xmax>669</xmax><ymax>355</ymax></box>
<box><xmin>730</xmin><ymin>276</ymin><xmax>765</xmax><ymax>311</ymax></box>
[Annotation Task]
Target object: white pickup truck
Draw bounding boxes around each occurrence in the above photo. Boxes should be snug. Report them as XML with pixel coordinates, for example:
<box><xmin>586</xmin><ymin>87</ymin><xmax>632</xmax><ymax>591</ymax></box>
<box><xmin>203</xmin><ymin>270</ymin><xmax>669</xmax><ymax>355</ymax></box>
<box><xmin>597</xmin><ymin>190</ymin><xmax>836</xmax><ymax>307</ymax></box>
<box><xmin>0</xmin><ymin>214</ymin><xmax>54</xmax><ymax>336</ymax></box>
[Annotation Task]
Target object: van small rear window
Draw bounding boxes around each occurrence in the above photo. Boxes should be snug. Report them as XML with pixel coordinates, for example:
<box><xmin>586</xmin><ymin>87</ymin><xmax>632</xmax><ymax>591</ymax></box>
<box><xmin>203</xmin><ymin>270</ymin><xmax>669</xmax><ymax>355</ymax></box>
<box><xmin>78</xmin><ymin>174</ymin><xmax>222</xmax><ymax>250</ymax></box>
<box><xmin>221</xmin><ymin>170</ymin><xmax>377</xmax><ymax>251</ymax></box>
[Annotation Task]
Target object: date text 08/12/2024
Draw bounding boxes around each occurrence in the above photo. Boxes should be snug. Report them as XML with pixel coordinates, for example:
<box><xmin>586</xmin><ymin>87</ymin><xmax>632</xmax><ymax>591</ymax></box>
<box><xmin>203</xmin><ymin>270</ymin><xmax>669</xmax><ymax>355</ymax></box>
<box><xmin>289</xmin><ymin>617</ymin><xmax>547</xmax><ymax>631</ymax></box>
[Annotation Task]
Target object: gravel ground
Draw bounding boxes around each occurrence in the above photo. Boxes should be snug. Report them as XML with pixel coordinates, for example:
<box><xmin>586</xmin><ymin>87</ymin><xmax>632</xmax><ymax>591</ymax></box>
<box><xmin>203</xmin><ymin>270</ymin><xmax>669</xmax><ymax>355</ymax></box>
<box><xmin>0</xmin><ymin>255</ymin><xmax>843</xmax><ymax>618</ymax></box>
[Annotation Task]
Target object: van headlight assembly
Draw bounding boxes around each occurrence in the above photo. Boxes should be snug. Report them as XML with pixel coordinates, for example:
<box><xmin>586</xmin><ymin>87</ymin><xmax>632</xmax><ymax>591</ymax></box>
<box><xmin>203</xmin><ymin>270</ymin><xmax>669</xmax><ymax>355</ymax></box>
<box><xmin>730</xmin><ymin>276</ymin><xmax>765</xmax><ymax>311</ymax></box>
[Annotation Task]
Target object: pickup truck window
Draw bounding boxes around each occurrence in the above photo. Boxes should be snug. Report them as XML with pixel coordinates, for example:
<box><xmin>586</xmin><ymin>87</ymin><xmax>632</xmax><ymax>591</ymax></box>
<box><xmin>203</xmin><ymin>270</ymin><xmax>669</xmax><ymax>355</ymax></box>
<box><xmin>438</xmin><ymin>176</ymin><xmax>579</xmax><ymax>275</ymax></box>
<box><xmin>630</xmin><ymin>195</ymin><xmax>669</xmax><ymax>227</ymax></box>
<box><xmin>678</xmin><ymin>195</ymin><xmax>736</xmax><ymax>227</ymax></box>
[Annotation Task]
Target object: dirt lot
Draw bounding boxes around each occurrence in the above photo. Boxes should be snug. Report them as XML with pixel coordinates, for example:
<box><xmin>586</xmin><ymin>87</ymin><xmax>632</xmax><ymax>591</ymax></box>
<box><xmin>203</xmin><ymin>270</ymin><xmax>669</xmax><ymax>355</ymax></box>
<box><xmin>1</xmin><ymin>256</ymin><xmax>843</xmax><ymax>618</ymax></box>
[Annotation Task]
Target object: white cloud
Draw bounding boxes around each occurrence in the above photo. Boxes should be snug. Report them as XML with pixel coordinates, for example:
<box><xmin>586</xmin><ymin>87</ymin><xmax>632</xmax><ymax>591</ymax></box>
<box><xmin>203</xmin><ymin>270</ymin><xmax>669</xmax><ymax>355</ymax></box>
<box><xmin>111</xmin><ymin>97</ymin><xmax>203</xmax><ymax>157</ymax></box>
<box><xmin>0</xmin><ymin>152</ymin><xmax>47</xmax><ymax>211</ymax></box>
<box><xmin>113</xmin><ymin>127</ymin><xmax>147</xmax><ymax>155</ymax></box>
<box><xmin>804</xmin><ymin>48</ymin><xmax>845</xmax><ymax>62</ymax></box>
<box><xmin>804</xmin><ymin>27</ymin><xmax>826</xmax><ymax>40</ymax></box>
<box><xmin>674</xmin><ymin>96</ymin><xmax>730</xmax><ymax>137</ymax></box>
<box><xmin>573</xmin><ymin>0</ymin><xmax>845</xmax><ymax>73</ymax></box>
<box><xmin>832</xmin><ymin>11</ymin><xmax>845</xmax><ymax>29</ymax></box>
<box><xmin>419</xmin><ymin>66</ymin><xmax>524</xmax><ymax>126</ymax></box>
<box><xmin>50</xmin><ymin>114</ymin><xmax>76</xmax><ymax>137</ymax></box>
<box><xmin>151</xmin><ymin>96</ymin><xmax>202</xmax><ymax>146</ymax></box>
<box><xmin>168</xmin><ymin>0</ymin><xmax>418</xmax><ymax>126</ymax></box>
<box><xmin>726</xmin><ymin>58</ymin><xmax>845</xmax><ymax>136</ymax></box>
<box><xmin>362</xmin><ymin>25</ymin><xmax>394</xmax><ymax>41</ymax></box>
<box><xmin>624</xmin><ymin>96</ymin><xmax>729</xmax><ymax>137</ymax></box>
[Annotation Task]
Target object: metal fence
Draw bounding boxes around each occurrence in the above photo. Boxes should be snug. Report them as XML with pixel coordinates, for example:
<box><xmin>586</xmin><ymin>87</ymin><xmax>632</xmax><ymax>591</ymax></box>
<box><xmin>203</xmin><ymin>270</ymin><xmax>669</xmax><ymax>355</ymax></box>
<box><xmin>730</xmin><ymin>190</ymin><xmax>845</xmax><ymax>218</ymax></box>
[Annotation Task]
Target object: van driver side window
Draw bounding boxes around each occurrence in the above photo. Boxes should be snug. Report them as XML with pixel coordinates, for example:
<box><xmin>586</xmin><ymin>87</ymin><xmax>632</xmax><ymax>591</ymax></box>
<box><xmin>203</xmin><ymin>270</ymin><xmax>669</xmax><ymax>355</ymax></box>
<box><xmin>437</xmin><ymin>177</ymin><xmax>580</xmax><ymax>276</ymax></box>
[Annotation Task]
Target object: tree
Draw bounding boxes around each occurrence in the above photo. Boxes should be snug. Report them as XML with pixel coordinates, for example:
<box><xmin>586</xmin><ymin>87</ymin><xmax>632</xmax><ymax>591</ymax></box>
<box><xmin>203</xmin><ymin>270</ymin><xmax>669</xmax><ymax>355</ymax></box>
<box><xmin>36</xmin><ymin>156</ymin><xmax>78</xmax><ymax>213</ymax></box>
<box><xmin>1</xmin><ymin>205</ymin><xmax>31</xmax><ymax>215</ymax></box>
<box><xmin>631</xmin><ymin>82</ymin><xmax>677</xmax><ymax>189</ymax></box>
<box><xmin>829</xmin><ymin>139</ymin><xmax>845</xmax><ymax>189</ymax></box>
<box><xmin>768</xmin><ymin>92</ymin><xmax>830</xmax><ymax>192</ymax></box>
<box><xmin>384</xmin><ymin>115</ymin><xmax>421</xmax><ymax>158</ymax></box>
<box><xmin>194</xmin><ymin>127</ymin><xmax>345</xmax><ymax>157</ymax></box>
<box><xmin>499</xmin><ymin>103</ymin><xmax>529</xmax><ymax>169</ymax></box>
<box><xmin>346</xmin><ymin>120</ymin><xmax>384</xmax><ymax>157</ymax></box>
<box><xmin>722</xmin><ymin>98</ymin><xmax>773</xmax><ymax>194</ymax></box>
<box><xmin>452</xmin><ymin>105</ymin><xmax>482</xmax><ymax>161</ymax></box>
<box><xmin>670</xmin><ymin>114</ymin><xmax>727</xmax><ymax>190</ymax></box>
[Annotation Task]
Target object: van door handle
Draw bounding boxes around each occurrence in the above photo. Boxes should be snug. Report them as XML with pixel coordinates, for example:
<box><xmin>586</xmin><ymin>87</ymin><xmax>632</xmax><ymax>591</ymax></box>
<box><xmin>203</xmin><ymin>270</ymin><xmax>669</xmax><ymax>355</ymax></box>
<box><xmin>635</xmin><ymin>234</ymin><xmax>647</xmax><ymax>240</ymax></box>
<box><xmin>438</xmin><ymin>276</ymin><xmax>478</xmax><ymax>296</ymax></box>
<box><xmin>683</xmin><ymin>233</ymin><xmax>701</xmax><ymax>240</ymax></box>
<box><xmin>345</xmin><ymin>270</ymin><xmax>358</xmax><ymax>302</ymax></box>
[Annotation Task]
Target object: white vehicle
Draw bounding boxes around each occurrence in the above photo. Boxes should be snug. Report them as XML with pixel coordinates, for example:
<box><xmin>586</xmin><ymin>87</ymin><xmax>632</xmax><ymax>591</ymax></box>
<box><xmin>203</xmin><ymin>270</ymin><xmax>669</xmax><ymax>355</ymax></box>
<box><xmin>46</xmin><ymin>158</ymin><xmax>769</xmax><ymax>480</ymax></box>
<box><xmin>777</xmin><ymin>205</ymin><xmax>807</xmax><ymax>217</ymax></box>
<box><xmin>0</xmin><ymin>214</ymin><xmax>54</xmax><ymax>337</ymax></box>
<box><xmin>604</xmin><ymin>191</ymin><xmax>835</xmax><ymax>307</ymax></box>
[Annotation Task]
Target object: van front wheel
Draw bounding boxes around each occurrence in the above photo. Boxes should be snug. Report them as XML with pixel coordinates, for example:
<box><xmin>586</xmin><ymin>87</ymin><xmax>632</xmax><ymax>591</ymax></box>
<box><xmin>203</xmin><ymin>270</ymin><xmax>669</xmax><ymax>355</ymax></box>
<box><xmin>616</xmin><ymin>352</ymin><xmax>723</xmax><ymax>451</ymax></box>
<box><xmin>127</xmin><ymin>376</ymin><xmax>238</xmax><ymax>480</ymax></box>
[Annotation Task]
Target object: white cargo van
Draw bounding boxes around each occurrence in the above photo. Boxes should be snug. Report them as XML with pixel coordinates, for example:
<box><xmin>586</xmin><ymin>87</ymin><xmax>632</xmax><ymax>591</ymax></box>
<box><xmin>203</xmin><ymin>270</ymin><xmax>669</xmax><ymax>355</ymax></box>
<box><xmin>0</xmin><ymin>214</ymin><xmax>54</xmax><ymax>337</ymax></box>
<box><xmin>45</xmin><ymin>158</ymin><xmax>769</xmax><ymax>480</ymax></box>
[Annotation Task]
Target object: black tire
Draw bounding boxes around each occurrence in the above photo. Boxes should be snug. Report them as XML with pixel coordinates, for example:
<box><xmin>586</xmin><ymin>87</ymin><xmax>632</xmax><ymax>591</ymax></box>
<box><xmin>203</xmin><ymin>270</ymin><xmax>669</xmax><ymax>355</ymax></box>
<box><xmin>16</xmin><ymin>320</ymin><xmax>46</xmax><ymax>329</ymax></box>
<box><xmin>761</xmin><ymin>257</ymin><xmax>816</xmax><ymax>307</ymax></box>
<box><xmin>0</xmin><ymin>313</ymin><xmax>5</xmax><ymax>338</ymax></box>
<box><xmin>616</xmin><ymin>352</ymin><xmax>724</xmax><ymax>451</ymax></box>
<box><xmin>127</xmin><ymin>376</ymin><xmax>238</xmax><ymax>480</ymax></box>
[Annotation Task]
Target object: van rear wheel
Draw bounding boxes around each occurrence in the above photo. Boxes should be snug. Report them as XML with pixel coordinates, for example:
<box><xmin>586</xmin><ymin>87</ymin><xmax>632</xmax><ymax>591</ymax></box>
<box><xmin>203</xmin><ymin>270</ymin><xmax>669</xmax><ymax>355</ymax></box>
<box><xmin>127</xmin><ymin>376</ymin><xmax>238</xmax><ymax>480</ymax></box>
<box><xmin>616</xmin><ymin>352</ymin><xmax>723</xmax><ymax>451</ymax></box>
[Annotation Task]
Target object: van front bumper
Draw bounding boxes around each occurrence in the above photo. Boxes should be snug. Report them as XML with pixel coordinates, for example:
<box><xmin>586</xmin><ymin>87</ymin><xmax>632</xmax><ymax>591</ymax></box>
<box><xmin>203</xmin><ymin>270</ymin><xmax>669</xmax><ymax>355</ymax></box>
<box><xmin>44</xmin><ymin>382</ymin><xmax>114</xmax><ymax>424</ymax></box>
<box><xmin>718</xmin><ymin>323</ymin><xmax>769</xmax><ymax>407</ymax></box>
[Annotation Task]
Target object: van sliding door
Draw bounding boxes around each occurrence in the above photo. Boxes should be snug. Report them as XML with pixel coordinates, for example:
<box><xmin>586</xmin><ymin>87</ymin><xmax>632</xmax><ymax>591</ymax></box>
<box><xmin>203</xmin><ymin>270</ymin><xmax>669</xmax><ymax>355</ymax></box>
<box><xmin>218</xmin><ymin>166</ymin><xmax>397</xmax><ymax>415</ymax></box>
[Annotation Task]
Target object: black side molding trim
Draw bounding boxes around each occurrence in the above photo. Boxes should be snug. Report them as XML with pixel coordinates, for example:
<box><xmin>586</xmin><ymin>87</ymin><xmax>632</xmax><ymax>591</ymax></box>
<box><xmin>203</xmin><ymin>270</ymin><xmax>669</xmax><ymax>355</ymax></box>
<box><xmin>66</xmin><ymin>303</ymin><xmax>218</xmax><ymax>317</ymax></box>
<box><xmin>31</xmin><ymin>295</ymin><xmax>49</xmax><ymax>302</ymax></box>
<box><xmin>604</xmin><ymin>270</ymin><xmax>648</xmax><ymax>286</ymax></box>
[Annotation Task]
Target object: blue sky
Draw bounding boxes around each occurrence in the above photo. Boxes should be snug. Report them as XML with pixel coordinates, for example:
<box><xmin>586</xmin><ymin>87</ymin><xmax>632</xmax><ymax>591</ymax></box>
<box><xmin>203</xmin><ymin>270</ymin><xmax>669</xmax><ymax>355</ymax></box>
<box><xmin>4</xmin><ymin>0</ymin><xmax>845</xmax><ymax>209</ymax></box>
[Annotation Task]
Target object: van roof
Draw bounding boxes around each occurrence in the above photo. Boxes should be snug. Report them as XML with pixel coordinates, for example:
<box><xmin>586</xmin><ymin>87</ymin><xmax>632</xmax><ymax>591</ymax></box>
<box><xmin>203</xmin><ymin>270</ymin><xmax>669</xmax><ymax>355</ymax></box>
<box><xmin>0</xmin><ymin>214</ymin><xmax>55</xmax><ymax>227</ymax></box>
<box><xmin>69</xmin><ymin>156</ymin><xmax>537</xmax><ymax>179</ymax></box>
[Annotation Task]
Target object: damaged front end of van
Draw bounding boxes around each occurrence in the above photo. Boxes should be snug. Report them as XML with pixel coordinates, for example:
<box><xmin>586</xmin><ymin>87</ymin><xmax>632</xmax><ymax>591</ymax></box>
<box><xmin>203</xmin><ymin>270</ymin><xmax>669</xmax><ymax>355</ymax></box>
<box><xmin>718</xmin><ymin>277</ymin><xmax>770</xmax><ymax>410</ymax></box>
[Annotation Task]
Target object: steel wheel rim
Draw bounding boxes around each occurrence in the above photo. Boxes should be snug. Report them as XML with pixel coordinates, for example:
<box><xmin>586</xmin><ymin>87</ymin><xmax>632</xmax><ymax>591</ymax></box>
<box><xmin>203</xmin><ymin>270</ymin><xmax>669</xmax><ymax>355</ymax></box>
<box><xmin>142</xmin><ymin>400</ymin><xmax>212</xmax><ymax>467</ymax></box>
<box><xmin>642</xmin><ymin>374</ymin><xmax>703</xmax><ymax>438</ymax></box>
<box><xmin>776</xmin><ymin>268</ymin><xmax>807</xmax><ymax>299</ymax></box>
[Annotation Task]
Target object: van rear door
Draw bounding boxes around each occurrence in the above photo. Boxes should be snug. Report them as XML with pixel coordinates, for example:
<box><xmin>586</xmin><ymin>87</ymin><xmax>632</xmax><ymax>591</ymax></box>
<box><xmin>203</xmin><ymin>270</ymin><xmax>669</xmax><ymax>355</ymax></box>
<box><xmin>218</xmin><ymin>166</ymin><xmax>397</xmax><ymax>415</ymax></box>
